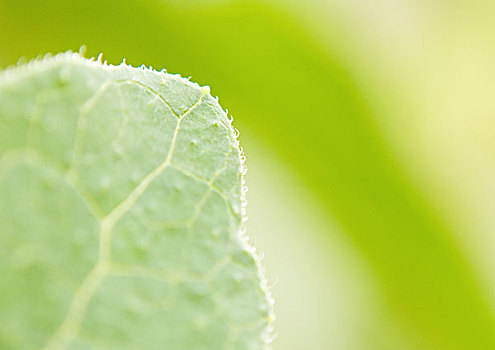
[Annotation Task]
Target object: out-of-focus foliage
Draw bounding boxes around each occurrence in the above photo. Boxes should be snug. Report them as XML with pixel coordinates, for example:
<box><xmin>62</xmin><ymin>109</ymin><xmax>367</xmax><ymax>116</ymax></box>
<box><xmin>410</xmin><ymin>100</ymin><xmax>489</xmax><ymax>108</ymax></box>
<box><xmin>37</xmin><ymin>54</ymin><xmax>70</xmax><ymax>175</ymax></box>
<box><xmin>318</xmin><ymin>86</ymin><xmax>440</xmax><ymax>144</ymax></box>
<box><xmin>1</xmin><ymin>0</ymin><xmax>494</xmax><ymax>349</ymax></box>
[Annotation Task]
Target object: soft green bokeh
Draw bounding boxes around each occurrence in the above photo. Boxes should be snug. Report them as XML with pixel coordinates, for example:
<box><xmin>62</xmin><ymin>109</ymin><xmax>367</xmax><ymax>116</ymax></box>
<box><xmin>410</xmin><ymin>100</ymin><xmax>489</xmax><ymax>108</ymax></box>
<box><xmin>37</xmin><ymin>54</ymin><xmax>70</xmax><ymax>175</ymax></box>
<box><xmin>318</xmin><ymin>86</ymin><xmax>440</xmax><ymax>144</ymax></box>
<box><xmin>1</xmin><ymin>0</ymin><xmax>495</xmax><ymax>349</ymax></box>
<box><xmin>0</xmin><ymin>54</ymin><xmax>272</xmax><ymax>349</ymax></box>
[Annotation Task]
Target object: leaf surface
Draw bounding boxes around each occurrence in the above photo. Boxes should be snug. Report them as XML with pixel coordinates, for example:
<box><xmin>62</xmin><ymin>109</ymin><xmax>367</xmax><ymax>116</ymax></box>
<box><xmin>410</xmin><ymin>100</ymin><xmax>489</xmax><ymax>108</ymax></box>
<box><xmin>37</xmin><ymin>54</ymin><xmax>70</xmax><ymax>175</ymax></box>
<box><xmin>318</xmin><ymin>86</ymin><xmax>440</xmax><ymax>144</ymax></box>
<box><xmin>0</xmin><ymin>53</ymin><xmax>273</xmax><ymax>350</ymax></box>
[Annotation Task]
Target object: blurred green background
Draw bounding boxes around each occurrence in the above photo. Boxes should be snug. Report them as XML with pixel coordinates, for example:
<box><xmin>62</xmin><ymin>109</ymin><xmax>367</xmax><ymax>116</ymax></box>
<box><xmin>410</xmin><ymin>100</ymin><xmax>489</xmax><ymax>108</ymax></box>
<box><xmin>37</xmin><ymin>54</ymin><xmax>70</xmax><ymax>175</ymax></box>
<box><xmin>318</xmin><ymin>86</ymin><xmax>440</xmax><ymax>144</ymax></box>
<box><xmin>1</xmin><ymin>0</ymin><xmax>495</xmax><ymax>349</ymax></box>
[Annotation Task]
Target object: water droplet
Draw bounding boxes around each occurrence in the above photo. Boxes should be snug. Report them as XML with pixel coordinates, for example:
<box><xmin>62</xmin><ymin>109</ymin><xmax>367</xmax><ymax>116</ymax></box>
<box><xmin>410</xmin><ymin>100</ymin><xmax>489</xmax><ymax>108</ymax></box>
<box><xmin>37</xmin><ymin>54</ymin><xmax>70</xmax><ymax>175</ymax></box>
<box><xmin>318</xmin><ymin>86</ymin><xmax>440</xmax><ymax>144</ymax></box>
<box><xmin>58</xmin><ymin>68</ymin><xmax>71</xmax><ymax>85</ymax></box>
<box><xmin>234</xmin><ymin>271</ymin><xmax>244</xmax><ymax>282</ymax></box>
<box><xmin>193</xmin><ymin>315</ymin><xmax>209</xmax><ymax>330</ymax></box>
<box><xmin>231</xmin><ymin>202</ymin><xmax>241</xmax><ymax>215</ymax></box>
<box><xmin>113</xmin><ymin>144</ymin><xmax>124</xmax><ymax>156</ymax></box>
<box><xmin>125</xmin><ymin>296</ymin><xmax>146</xmax><ymax>315</ymax></box>
<box><xmin>41</xmin><ymin>177</ymin><xmax>56</xmax><ymax>190</ymax></box>
<box><xmin>212</xmin><ymin>228</ymin><xmax>221</xmax><ymax>238</ymax></box>
<box><xmin>74</xmin><ymin>228</ymin><xmax>87</xmax><ymax>245</ymax></box>
<box><xmin>131</xmin><ymin>171</ymin><xmax>142</xmax><ymax>183</ymax></box>
<box><xmin>99</xmin><ymin>175</ymin><xmax>112</xmax><ymax>190</ymax></box>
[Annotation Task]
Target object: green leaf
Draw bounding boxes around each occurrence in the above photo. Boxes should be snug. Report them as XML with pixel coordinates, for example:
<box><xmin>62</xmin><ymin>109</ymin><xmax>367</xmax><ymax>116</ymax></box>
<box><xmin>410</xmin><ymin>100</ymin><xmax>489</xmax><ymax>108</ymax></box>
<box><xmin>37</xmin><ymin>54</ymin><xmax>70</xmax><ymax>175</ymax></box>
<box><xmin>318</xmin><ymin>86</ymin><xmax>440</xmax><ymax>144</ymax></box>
<box><xmin>0</xmin><ymin>52</ymin><xmax>273</xmax><ymax>350</ymax></box>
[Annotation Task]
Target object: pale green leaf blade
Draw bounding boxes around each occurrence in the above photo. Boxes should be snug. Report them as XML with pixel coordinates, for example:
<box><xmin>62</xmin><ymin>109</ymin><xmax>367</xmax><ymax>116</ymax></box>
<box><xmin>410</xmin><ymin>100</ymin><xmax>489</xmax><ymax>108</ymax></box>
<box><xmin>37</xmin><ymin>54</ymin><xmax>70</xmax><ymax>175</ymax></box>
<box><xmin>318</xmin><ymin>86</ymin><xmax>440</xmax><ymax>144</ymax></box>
<box><xmin>0</xmin><ymin>53</ymin><xmax>273</xmax><ymax>350</ymax></box>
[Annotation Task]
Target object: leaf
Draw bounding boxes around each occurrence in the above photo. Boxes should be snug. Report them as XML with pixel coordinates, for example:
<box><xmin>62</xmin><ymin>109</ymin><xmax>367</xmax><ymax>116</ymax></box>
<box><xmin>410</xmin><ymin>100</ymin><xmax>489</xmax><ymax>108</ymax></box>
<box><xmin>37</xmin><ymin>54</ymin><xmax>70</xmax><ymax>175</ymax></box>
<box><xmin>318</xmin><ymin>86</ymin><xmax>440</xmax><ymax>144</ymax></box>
<box><xmin>0</xmin><ymin>52</ymin><xmax>273</xmax><ymax>350</ymax></box>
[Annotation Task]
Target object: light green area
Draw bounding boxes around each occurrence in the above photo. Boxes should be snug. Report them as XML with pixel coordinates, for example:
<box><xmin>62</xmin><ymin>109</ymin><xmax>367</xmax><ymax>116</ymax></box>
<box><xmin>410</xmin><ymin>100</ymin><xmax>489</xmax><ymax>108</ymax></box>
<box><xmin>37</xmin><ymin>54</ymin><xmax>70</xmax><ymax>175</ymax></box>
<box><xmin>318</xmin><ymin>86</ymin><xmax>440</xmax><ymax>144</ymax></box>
<box><xmin>0</xmin><ymin>53</ymin><xmax>273</xmax><ymax>350</ymax></box>
<box><xmin>2</xmin><ymin>1</ymin><xmax>495</xmax><ymax>349</ymax></box>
